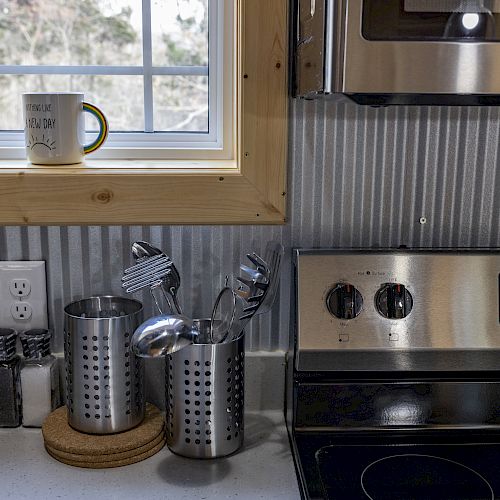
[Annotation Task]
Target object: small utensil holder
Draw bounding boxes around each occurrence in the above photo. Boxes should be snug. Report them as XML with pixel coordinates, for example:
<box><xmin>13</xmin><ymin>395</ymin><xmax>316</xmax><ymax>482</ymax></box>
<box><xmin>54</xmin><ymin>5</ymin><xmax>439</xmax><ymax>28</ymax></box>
<box><xmin>64</xmin><ymin>296</ymin><xmax>144</xmax><ymax>434</ymax></box>
<box><xmin>166</xmin><ymin>319</ymin><xmax>244</xmax><ymax>458</ymax></box>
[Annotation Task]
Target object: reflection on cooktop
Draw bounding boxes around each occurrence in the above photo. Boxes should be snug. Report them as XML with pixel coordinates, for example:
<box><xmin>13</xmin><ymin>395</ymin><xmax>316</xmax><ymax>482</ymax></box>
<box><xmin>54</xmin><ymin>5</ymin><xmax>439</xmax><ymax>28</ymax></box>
<box><xmin>315</xmin><ymin>444</ymin><xmax>500</xmax><ymax>500</ymax></box>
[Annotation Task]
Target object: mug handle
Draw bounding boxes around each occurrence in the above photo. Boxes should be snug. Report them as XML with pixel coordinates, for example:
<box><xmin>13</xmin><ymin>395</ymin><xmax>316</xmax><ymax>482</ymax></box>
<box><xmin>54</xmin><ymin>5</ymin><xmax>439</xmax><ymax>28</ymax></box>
<box><xmin>82</xmin><ymin>102</ymin><xmax>109</xmax><ymax>155</ymax></box>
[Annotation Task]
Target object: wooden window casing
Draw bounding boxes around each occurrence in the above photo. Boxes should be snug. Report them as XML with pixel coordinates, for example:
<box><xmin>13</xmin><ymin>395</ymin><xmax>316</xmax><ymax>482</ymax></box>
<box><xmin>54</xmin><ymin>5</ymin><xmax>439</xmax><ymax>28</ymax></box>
<box><xmin>0</xmin><ymin>0</ymin><xmax>288</xmax><ymax>225</ymax></box>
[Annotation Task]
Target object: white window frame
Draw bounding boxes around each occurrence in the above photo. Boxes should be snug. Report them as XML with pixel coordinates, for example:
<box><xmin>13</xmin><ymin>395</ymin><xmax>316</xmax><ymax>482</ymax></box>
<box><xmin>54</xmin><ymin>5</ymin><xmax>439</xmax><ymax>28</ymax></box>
<box><xmin>0</xmin><ymin>0</ymin><xmax>234</xmax><ymax>162</ymax></box>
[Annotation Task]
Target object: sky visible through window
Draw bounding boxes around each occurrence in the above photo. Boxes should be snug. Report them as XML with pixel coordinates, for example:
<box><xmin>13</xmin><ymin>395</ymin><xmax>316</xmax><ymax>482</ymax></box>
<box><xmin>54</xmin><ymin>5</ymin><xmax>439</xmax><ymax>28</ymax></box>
<box><xmin>0</xmin><ymin>0</ymin><xmax>208</xmax><ymax>134</ymax></box>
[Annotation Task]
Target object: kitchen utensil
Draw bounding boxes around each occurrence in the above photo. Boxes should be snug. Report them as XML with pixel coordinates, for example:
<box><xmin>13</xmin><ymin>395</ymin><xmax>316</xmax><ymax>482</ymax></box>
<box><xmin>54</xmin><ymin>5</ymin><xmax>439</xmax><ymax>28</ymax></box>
<box><xmin>64</xmin><ymin>296</ymin><xmax>144</xmax><ymax>434</ymax></box>
<box><xmin>234</xmin><ymin>246</ymin><xmax>274</xmax><ymax>305</ymax></box>
<box><xmin>131</xmin><ymin>314</ymin><xmax>198</xmax><ymax>358</ymax></box>
<box><xmin>131</xmin><ymin>241</ymin><xmax>162</xmax><ymax>259</ymax></box>
<box><xmin>132</xmin><ymin>241</ymin><xmax>182</xmax><ymax>315</ymax></box>
<box><xmin>240</xmin><ymin>242</ymin><xmax>283</xmax><ymax>313</ymax></box>
<box><xmin>253</xmin><ymin>241</ymin><xmax>284</xmax><ymax>315</ymax></box>
<box><xmin>122</xmin><ymin>254</ymin><xmax>174</xmax><ymax>313</ymax></box>
<box><xmin>228</xmin><ymin>242</ymin><xmax>284</xmax><ymax>341</ymax></box>
<box><xmin>161</xmin><ymin>258</ymin><xmax>182</xmax><ymax>315</ymax></box>
<box><xmin>166</xmin><ymin>319</ymin><xmax>245</xmax><ymax>458</ymax></box>
<box><xmin>131</xmin><ymin>241</ymin><xmax>173</xmax><ymax>313</ymax></box>
<box><xmin>239</xmin><ymin>264</ymin><xmax>266</xmax><ymax>283</ymax></box>
<box><xmin>124</xmin><ymin>241</ymin><xmax>182</xmax><ymax>315</ymax></box>
<box><xmin>209</xmin><ymin>285</ymin><xmax>238</xmax><ymax>344</ymax></box>
<box><xmin>122</xmin><ymin>255</ymin><xmax>173</xmax><ymax>292</ymax></box>
<box><xmin>235</xmin><ymin>273</ymin><xmax>269</xmax><ymax>302</ymax></box>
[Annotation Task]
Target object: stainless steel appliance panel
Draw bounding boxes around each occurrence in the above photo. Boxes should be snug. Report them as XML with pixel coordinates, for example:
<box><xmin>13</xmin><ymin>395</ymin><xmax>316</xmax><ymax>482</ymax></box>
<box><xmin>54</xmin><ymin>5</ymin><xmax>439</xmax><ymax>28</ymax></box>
<box><xmin>343</xmin><ymin>1</ymin><xmax>500</xmax><ymax>95</ymax></box>
<box><xmin>296</xmin><ymin>251</ymin><xmax>500</xmax><ymax>370</ymax></box>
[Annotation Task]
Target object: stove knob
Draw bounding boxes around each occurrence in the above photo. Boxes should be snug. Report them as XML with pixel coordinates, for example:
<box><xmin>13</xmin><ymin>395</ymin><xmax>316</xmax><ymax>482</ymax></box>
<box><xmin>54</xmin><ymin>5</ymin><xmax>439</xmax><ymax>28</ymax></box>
<box><xmin>326</xmin><ymin>283</ymin><xmax>363</xmax><ymax>320</ymax></box>
<box><xmin>376</xmin><ymin>283</ymin><xmax>413</xmax><ymax>319</ymax></box>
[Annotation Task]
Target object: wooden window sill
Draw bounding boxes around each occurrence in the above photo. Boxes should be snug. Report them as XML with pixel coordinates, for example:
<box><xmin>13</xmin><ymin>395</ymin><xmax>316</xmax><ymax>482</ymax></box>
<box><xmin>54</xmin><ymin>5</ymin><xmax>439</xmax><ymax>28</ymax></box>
<box><xmin>0</xmin><ymin>159</ymin><xmax>239</xmax><ymax>174</ymax></box>
<box><xmin>0</xmin><ymin>155</ymin><xmax>286</xmax><ymax>225</ymax></box>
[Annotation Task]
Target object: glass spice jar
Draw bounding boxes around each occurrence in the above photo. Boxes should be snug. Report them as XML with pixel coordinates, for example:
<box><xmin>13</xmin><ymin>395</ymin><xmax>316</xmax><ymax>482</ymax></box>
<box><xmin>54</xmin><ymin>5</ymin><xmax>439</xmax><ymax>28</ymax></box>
<box><xmin>0</xmin><ymin>328</ymin><xmax>22</xmax><ymax>427</ymax></box>
<box><xmin>20</xmin><ymin>329</ymin><xmax>60</xmax><ymax>427</ymax></box>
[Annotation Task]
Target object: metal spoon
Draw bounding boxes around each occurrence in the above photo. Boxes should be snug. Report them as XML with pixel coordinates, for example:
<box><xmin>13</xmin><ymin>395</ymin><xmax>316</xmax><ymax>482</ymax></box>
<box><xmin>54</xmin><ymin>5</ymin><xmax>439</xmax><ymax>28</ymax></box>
<box><xmin>131</xmin><ymin>314</ymin><xmax>198</xmax><ymax>358</ymax></box>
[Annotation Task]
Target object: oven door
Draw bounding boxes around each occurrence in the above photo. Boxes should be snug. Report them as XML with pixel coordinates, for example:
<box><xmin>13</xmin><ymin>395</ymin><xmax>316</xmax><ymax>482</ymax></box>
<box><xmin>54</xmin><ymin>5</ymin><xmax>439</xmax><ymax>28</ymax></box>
<box><xmin>342</xmin><ymin>0</ymin><xmax>500</xmax><ymax>103</ymax></box>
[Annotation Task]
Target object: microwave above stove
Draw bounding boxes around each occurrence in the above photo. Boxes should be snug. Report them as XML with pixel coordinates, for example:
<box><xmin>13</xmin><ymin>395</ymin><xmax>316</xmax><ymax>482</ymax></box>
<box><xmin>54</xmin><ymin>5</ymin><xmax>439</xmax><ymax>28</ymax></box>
<box><xmin>294</xmin><ymin>0</ymin><xmax>500</xmax><ymax>105</ymax></box>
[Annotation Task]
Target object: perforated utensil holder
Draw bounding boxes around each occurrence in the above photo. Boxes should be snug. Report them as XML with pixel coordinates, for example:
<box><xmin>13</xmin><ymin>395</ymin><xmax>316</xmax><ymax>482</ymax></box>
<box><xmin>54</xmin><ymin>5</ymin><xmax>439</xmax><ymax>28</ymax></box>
<box><xmin>64</xmin><ymin>296</ymin><xmax>144</xmax><ymax>434</ymax></box>
<box><xmin>166</xmin><ymin>320</ymin><xmax>244</xmax><ymax>458</ymax></box>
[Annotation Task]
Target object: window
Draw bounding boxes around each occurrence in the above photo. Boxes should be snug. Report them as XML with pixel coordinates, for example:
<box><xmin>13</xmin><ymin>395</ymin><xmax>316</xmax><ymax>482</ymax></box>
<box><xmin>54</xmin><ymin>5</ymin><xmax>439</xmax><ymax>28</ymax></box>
<box><xmin>0</xmin><ymin>0</ymin><xmax>233</xmax><ymax>160</ymax></box>
<box><xmin>0</xmin><ymin>0</ymin><xmax>288</xmax><ymax>225</ymax></box>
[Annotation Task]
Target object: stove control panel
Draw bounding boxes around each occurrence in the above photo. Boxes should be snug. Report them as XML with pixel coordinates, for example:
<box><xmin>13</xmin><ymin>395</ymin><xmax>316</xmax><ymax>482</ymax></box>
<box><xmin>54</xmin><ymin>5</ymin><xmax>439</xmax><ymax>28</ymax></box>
<box><xmin>295</xmin><ymin>251</ymin><xmax>500</xmax><ymax>371</ymax></box>
<box><xmin>326</xmin><ymin>283</ymin><xmax>363</xmax><ymax>319</ymax></box>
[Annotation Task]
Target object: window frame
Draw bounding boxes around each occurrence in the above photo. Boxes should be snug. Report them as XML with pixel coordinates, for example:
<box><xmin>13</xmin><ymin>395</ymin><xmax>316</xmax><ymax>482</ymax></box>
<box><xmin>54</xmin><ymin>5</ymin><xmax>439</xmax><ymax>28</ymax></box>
<box><xmin>0</xmin><ymin>0</ymin><xmax>288</xmax><ymax>225</ymax></box>
<box><xmin>0</xmin><ymin>0</ymin><xmax>233</xmax><ymax>160</ymax></box>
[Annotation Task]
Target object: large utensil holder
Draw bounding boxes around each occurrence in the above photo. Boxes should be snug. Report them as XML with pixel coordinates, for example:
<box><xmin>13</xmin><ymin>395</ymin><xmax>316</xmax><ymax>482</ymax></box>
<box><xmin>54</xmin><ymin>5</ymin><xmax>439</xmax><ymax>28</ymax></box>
<box><xmin>64</xmin><ymin>296</ymin><xmax>144</xmax><ymax>434</ymax></box>
<box><xmin>166</xmin><ymin>320</ymin><xmax>244</xmax><ymax>458</ymax></box>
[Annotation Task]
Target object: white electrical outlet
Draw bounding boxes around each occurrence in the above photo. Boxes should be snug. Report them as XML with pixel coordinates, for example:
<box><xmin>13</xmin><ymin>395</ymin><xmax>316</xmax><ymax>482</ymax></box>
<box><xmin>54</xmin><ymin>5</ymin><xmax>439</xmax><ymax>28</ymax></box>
<box><xmin>0</xmin><ymin>261</ymin><xmax>48</xmax><ymax>331</ymax></box>
<box><xmin>11</xmin><ymin>302</ymin><xmax>33</xmax><ymax>321</ymax></box>
<box><xmin>10</xmin><ymin>278</ymin><xmax>31</xmax><ymax>298</ymax></box>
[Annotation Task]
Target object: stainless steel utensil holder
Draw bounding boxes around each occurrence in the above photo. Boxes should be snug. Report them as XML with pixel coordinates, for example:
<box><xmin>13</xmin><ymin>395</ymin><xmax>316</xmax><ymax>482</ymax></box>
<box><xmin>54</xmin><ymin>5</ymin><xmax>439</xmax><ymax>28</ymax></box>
<box><xmin>64</xmin><ymin>296</ymin><xmax>144</xmax><ymax>434</ymax></box>
<box><xmin>166</xmin><ymin>320</ymin><xmax>244</xmax><ymax>458</ymax></box>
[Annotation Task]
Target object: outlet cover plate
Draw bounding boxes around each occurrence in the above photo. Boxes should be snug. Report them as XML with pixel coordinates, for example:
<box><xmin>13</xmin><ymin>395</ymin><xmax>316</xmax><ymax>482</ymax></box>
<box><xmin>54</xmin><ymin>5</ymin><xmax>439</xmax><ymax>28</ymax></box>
<box><xmin>0</xmin><ymin>261</ymin><xmax>48</xmax><ymax>331</ymax></box>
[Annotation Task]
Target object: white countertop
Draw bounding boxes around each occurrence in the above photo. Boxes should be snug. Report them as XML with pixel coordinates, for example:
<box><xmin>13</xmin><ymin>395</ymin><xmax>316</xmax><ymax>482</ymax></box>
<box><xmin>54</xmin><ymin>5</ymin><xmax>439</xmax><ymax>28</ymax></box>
<box><xmin>0</xmin><ymin>411</ymin><xmax>300</xmax><ymax>500</ymax></box>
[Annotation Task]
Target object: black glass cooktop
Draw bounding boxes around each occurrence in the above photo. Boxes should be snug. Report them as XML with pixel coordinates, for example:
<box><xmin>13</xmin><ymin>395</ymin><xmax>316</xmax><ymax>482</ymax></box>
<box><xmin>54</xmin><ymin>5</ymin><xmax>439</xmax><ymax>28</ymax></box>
<box><xmin>292</xmin><ymin>433</ymin><xmax>500</xmax><ymax>500</ymax></box>
<box><xmin>317</xmin><ymin>444</ymin><xmax>498</xmax><ymax>500</ymax></box>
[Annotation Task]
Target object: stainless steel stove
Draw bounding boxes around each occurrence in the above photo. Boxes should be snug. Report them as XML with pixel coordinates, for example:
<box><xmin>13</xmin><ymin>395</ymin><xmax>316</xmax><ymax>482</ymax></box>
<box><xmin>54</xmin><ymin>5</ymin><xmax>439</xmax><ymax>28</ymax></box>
<box><xmin>286</xmin><ymin>250</ymin><xmax>500</xmax><ymax>500</ymax></box>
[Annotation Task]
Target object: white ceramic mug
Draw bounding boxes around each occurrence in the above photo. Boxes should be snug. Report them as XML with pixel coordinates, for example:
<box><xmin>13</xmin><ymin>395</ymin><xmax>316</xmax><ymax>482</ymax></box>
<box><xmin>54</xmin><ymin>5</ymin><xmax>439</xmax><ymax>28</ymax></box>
<box><xmin>22</xmin><ymin>92</ymin><xmax>108</xmax><ymax>165</ymax></box>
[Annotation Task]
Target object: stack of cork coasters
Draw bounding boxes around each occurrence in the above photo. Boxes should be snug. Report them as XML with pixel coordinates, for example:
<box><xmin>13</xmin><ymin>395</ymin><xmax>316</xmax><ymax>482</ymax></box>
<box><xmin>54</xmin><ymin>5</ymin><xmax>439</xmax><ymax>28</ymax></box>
<box><xmin>42</xmin><ymin>404</ymin><xmax>166</xmax><ymax>468</ymax></box>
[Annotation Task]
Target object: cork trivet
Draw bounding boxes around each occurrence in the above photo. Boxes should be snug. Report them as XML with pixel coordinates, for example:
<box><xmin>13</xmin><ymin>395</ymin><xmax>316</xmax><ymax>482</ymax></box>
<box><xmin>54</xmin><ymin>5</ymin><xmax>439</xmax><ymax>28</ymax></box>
<box><xmin>42</xmin><ymin>403</ymin><xmax>164</xmax><ymax>455</ymax></box>
<box><xmin>45</xmin><ymin>437</ymin><xmax>166</xmax><ymax>469</ymax></box>
<box><xmin>45</xmin><ymin>429</ymin><xmax>165</xmax><ymax>462</ymax></box>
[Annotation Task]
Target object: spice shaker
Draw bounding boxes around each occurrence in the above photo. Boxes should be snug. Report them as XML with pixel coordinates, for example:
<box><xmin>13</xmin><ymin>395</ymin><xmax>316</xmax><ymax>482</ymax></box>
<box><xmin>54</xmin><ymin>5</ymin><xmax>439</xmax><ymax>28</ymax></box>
<box><xmin>0</xmin><ymin>328</ymin><xmax>22</xmax><ymax>427</ymax></box>
<box><xmin>20</xmin><ymin>329</ymin><xmax>60</xmax><ymax>427</ymax></box>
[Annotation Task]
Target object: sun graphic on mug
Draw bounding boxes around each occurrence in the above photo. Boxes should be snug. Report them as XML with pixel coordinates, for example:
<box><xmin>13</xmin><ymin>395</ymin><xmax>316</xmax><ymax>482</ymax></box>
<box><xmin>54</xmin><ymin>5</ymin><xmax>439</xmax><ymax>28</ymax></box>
<box><xmin>26</xmin><ymin>134</ymin><xmax>56</xmax><ymax>151</ymax></box>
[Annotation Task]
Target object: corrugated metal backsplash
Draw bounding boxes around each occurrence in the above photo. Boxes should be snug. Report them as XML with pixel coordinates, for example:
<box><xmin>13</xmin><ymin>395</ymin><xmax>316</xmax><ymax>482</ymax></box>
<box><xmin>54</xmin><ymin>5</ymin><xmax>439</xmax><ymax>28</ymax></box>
<box><xmin>1</xmin><ymin>100</ymin><xmax>499</xmax><ymax>352</ymax></box>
